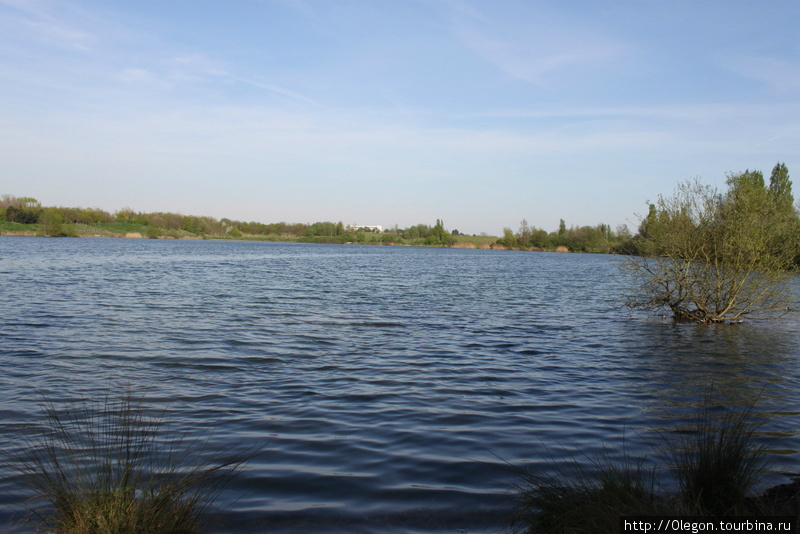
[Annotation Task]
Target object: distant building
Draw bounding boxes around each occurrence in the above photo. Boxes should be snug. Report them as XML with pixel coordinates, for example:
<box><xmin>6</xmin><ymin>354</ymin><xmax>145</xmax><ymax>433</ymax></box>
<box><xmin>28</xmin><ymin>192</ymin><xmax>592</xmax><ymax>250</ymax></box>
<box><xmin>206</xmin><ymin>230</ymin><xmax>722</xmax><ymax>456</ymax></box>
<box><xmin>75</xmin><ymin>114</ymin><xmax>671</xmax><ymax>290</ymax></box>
<box><xmin>348</xmin><ymin>225</ymin><xmax>382</xmax><ymax>233</ymax></box>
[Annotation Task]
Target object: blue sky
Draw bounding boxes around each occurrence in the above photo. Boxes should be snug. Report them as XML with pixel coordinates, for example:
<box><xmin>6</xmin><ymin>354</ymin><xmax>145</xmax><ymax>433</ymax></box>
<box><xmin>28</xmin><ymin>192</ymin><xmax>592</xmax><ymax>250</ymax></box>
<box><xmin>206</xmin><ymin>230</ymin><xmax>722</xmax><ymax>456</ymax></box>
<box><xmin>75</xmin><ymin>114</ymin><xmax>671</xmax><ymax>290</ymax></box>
<box><xmin>1</xmin><ymin>0</ymin><xmax>799</xmax><ymax>235</ymax></box>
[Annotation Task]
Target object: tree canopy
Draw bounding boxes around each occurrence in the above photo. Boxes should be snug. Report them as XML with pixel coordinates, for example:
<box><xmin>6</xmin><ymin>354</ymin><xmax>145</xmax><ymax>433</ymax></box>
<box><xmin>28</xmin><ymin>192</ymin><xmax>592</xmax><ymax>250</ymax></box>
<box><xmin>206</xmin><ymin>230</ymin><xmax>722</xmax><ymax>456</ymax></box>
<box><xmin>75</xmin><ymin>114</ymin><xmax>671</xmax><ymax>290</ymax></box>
<box><xmin>625</xmin><ymin>164</ymin><xmax>799</xmax><ymax>323</ymax></box>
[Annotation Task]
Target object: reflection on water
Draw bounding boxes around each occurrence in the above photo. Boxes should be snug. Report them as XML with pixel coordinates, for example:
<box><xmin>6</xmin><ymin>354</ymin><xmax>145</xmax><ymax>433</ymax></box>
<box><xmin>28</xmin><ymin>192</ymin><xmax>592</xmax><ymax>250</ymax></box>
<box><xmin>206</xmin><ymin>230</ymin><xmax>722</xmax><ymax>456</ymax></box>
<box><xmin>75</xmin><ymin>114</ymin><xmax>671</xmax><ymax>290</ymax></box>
<box><xmin>0</xmin><ymin>237</ymin><xmax>798</xmax><ymax>533</ymax></box>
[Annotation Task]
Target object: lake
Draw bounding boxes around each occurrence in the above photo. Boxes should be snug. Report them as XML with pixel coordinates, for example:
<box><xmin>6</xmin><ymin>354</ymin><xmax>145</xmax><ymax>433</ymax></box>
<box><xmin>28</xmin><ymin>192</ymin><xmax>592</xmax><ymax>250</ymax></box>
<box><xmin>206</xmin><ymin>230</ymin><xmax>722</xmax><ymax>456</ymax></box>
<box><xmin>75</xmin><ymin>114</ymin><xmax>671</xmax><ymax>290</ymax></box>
<box><xmin>1</xmin><ymin>236</ymin><xmax>798</xmax><ymax>533</ymax></box>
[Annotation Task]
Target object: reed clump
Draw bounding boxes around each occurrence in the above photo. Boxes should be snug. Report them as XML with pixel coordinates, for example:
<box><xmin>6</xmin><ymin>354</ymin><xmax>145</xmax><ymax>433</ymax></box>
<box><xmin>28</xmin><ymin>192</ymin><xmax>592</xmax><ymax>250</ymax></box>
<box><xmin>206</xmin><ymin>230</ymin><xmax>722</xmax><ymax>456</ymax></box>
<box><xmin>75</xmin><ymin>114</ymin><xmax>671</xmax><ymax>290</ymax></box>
<box><xmin>513</xmin><ymin>448</ymin><xmax>669</xmax><ymax>534</ymax></box>
<box><xmin>668</xmin><ymin>403</ymin><xmax>768</xmax><ymax>516</ymax></box>
<box><xmin>513</xmin><ymin>400</ymin><xmax>797</xmax><ymax>533</ymax></box>
<box><xmin>13</xmin><ymin>390</ymin><xmax>253</xmax><ymax>534</ymax></box>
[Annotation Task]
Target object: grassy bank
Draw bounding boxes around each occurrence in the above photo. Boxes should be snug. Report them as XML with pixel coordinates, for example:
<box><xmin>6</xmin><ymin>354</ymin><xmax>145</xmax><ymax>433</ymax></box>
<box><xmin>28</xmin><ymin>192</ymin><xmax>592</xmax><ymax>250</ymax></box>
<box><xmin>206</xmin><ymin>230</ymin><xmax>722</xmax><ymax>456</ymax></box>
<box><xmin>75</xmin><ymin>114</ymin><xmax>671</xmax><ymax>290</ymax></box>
<box><xmin>0</xmin><ymin>220</ymin><xmax>502</xmax><ymax>248</ymax></box>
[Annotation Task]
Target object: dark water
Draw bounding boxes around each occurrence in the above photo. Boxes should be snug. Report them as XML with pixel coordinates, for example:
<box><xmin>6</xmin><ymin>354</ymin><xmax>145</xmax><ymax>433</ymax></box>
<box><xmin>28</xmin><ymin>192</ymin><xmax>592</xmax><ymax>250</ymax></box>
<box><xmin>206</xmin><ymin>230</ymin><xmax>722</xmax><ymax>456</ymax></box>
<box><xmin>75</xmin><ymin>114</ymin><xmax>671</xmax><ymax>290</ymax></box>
<box><xmin>1</xmin><ymin>236</ymin><xmax>799</xmax><ymax>533</ymax></box>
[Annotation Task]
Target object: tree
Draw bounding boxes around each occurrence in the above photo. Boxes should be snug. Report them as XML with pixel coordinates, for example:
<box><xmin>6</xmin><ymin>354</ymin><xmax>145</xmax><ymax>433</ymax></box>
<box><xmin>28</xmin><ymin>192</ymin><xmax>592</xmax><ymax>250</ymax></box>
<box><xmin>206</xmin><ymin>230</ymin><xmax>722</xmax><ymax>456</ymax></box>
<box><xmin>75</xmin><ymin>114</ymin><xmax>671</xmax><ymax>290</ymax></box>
<box><xmin>499</xmin><ymin>227</ymin><xmax>518</xmax><ymax>248</ymax></box>
<box><xmin>638</xmin><ymin>203</ymin><xmax>657</xmax><ymax>238</ymax></box>
<box><xmin>768</xmin><ymin>162</ymin><xmax>793</xmax><ymax>215</ymax></box>
<box><xmin>518</xmin><ymin>219</ymin><xmax>532</xmax><ymax>247</ymax></box>
<box><xmin>5</xmin><ymin>204</ymin><xmax>42</xmax><ymax>224</ymax></box>
<box><xmin>39</xmin><ymin>208</ymin><xmax>65</xmax><ymax>237</ymax></box>
<box><xmin>425</xmin><ymin>219</ymin><xmax>455</xmax><ymax>246</ymax></box>
<box><xmin>625</xmin><ymin>170</ymin><xmax>799</xmax><ymax>323</ymax></box>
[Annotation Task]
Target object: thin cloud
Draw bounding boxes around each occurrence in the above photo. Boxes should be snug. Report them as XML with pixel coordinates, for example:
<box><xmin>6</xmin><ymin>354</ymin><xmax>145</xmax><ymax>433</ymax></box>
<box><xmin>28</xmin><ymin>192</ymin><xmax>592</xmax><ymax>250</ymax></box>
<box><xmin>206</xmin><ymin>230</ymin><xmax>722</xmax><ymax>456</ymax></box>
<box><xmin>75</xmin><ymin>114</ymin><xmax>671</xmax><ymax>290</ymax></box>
<box><xmin>461</xmin><ymin>29</ymin><xmax>625</xmax><ymax>88</ymax></box>
<box><xmin>439</xmin><ymin>1</ymin><xmax>628</xmax><ymax>89</ymax></box>
<box><xmin>0</xmin><ymin>0</ymin><xmax>98</xmax><ymax>51</ymax></box>
<box><xmin>455</xmin><ymin>101</ymin><xmax>800</xmax><ymax>123</ymax></box>
<box><xmin>232</xmin><ymin>76</ymin><xmax>320</xmax><ymax>106</ymax></box>
<box><xmin>723</xmin><ymin>54</ymin><xmax>800</xmax><ymax>92</ymax></box>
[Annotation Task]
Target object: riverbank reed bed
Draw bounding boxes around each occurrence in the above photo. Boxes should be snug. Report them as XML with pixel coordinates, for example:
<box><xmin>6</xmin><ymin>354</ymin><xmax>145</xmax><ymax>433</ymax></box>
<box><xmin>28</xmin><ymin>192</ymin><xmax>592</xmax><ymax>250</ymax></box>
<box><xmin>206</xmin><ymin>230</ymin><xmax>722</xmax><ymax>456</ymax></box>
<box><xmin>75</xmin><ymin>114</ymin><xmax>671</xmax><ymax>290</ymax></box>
<box><xmin>12</xmin><ymin>389</ymin><xmax>254</xmax><ymax>534</ymax></box>
<box><xmin>513</xmin><ymin>397</ymin><xmax>798</xmax><ymax>534</ymax></box>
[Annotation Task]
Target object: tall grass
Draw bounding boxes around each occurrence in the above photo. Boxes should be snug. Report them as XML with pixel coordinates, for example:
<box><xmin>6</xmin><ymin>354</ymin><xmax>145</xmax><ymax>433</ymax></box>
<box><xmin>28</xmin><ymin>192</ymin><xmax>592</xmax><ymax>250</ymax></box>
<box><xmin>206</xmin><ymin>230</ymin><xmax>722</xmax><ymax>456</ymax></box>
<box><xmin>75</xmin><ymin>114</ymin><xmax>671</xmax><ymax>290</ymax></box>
<box><xmin>13</xmin><ymin>390</ymin><xmax>254</xmax><ymax>534</ymax></box>
<box><xmin>513</xmin><ymin>396</ymin><xmax>783</xmax><ymax>533</ymax></box>
<box><xmin>512</xmin><ymin>446</ymin><xmax>666</xmax><ymax>534</ymax></box>
<box><xmin>666</xmin><ymin>402</ymin><xmax>768</xmax><ymax>516</ymax></box>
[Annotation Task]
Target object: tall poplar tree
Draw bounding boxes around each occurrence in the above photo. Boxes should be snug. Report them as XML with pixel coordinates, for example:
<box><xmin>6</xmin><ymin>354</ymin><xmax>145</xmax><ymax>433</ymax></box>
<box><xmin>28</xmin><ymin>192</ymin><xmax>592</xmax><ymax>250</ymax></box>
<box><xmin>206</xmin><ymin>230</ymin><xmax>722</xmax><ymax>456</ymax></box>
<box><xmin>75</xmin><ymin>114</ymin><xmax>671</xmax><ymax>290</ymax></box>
<box><xmin>768</xmin><ymin>162</ymin><xmax>794</xmax><ymax>215</ymax></box>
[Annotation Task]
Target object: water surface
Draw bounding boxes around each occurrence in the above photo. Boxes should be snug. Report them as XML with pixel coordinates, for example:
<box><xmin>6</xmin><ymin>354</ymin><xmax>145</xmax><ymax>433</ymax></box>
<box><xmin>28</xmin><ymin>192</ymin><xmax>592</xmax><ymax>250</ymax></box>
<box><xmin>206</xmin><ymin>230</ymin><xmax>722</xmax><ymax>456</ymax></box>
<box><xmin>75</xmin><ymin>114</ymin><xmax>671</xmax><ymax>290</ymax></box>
<box><xmin>1</xmin><ymin>237</ymin><xmax>798</xmax><ymax>533</ymax></box>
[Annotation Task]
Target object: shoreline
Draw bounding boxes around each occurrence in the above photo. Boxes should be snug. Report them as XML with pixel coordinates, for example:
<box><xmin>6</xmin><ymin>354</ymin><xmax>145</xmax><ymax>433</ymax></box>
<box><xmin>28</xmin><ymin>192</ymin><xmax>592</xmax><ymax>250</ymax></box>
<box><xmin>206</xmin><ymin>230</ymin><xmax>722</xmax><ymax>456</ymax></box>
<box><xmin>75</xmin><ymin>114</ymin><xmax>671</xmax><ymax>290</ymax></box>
<box><xmin>0</xmin><ymin>229</ymin><xmax>590</xmax><ymax>253</ymax></box>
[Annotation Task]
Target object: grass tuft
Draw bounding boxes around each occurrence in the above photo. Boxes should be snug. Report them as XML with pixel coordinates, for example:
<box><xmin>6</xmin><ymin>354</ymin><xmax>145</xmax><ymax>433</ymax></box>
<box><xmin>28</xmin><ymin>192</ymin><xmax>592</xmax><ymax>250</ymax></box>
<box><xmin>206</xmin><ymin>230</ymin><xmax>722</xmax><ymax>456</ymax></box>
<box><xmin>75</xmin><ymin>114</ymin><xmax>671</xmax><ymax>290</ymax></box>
<box><xmin>13</xmin><ymin>389</ymin><xmax>255</xmax><ymax>534</ymax></box>
<box><xmin>513</xmin><ymin>446</ymin><xmax>666</xmax><ymax>534</ymax></box>
<box><xmin>513</xmin><ymin>394</ymin><xmax>783</xmax><ymax>533</ymax></box>
<box><xmin>665</xmin><ymin>402</ymin><xmax>769</xmax><ymax>516</ymax></box>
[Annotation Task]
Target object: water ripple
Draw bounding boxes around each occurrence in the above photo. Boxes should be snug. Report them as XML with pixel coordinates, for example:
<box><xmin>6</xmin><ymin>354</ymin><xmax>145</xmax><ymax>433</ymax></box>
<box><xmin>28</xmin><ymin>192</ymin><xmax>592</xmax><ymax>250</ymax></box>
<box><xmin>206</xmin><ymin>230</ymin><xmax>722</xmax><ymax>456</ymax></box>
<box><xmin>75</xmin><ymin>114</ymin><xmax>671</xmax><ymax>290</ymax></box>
<box><xmin>1</xmin><ymin>238</ymin><xmax>799</xmax><ymax>533</ymax></box>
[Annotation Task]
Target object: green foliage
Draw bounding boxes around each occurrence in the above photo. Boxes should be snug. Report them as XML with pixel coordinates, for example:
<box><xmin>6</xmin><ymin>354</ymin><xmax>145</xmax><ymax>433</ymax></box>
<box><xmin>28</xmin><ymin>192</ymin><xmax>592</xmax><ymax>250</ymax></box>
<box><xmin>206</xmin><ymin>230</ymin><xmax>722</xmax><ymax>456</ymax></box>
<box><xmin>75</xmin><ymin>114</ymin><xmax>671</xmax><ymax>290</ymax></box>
<box><xmin>306</xmin><ymin>221</ymin><xmax>340</xmax><ymax>237</ymax></box>
<box><xmin>626</xmin><ymin>167</ymin><xmax>800</xmax><ymax>323</ymax></box>
<box><xmin>769</xmin><ymin>162</ymin><xmax>794</xmax><ymax>216</ymax></box>
<box><xmin>39</xmin><ymin>208</ymin><xmax>66</xmax><ymax>237</ymax></box>
<box><xmin>115</xmin><ymin>208</ymin><xmax>150</xmax><ymax>226</ymax></box>
<box><xmin>498</xmin><ymin>227</ymin><xmax>519</xmax><ymax>248</ymax></box>
<box><xmin>59</xmin><ymin>207</ymin><xmax>114</xmax><ymax>225</ymax></box>
<box><xmin>0</xmin><ymin>195</ymin><xmax>491</xmax><ymax>248</ymax></box>
<box><xmin>496</xmin><ymin>218</ymin><xmax>630</xmax><ymax>253</ymax></box>
<box><xmin>17</xmin><ymin>196</ymin><xmax>41</xmax><ymax>208</ymax></box>
<box><xmin>424</xmin><ymin>219</ymin><xmax>455</xmax><ymax>246</ymax></box>
<box><xmin>638</xmin><ymin>203</ymin><xmax>657</xmax><ymax>239</ymax></box>
<box><xmin>181</xmin><ymin>216</ymin><xmax>206</xmax><ymax>235</ymax></box>
<box><xmin>4</xmin><ymin>205</ymin><xmax>42</xmax><ymax>224</ymax></box>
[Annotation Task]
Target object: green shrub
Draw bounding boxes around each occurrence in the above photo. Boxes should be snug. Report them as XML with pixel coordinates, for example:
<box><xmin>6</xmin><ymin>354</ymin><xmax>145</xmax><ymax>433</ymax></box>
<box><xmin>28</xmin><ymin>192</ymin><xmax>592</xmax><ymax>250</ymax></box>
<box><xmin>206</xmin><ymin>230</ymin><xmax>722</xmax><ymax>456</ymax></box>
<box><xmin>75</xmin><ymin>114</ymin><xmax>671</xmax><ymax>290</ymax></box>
<box><xmin>39</xmin><ymin>208</ymin><xmax>65</xmax><ymax>237</ymax></box>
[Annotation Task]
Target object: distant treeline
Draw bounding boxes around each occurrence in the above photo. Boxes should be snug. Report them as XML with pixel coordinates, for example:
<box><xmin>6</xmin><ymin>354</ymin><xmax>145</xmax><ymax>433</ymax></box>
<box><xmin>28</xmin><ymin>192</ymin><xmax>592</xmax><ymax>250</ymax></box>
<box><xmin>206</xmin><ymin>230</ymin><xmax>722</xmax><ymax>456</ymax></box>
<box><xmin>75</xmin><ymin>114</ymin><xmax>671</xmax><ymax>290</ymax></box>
<box><xmin>0</xmin><ymin>196</ymin><xmax>459</xmax><ymax>246</ymax></box>
<box><xmin>496</xmin><ymin>218</ymin><xmax>634</xmax><ymax>254</ymax></box>
<box><xmin>0</xmin><ymin>194</ymin><xmax>634</xmax><ymax>252</ymax></box>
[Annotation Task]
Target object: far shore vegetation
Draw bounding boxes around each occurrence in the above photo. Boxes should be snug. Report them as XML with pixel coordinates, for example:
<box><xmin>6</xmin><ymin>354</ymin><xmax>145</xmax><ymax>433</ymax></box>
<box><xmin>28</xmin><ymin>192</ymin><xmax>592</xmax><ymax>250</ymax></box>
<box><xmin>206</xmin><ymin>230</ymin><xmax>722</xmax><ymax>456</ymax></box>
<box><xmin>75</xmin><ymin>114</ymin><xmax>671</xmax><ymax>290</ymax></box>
<box><xmin>0</xmin><ymin>195</ymin><xmax>633</xmax><ymax>253</ymax></box>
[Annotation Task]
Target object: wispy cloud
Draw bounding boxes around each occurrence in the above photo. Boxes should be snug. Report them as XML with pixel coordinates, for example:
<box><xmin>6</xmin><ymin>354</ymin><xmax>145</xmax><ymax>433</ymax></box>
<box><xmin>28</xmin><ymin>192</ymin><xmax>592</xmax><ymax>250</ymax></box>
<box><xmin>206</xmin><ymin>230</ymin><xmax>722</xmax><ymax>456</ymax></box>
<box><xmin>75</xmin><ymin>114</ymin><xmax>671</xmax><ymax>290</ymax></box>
<box><xmin>722</xmin><ymin>54</ymin><xmax>800</xmax><ymax>92</ymax></box>
<box><xmin>0</xmin><ymin>0</ymin><xmax>97</xmax><ymax>51</ymax></box>
<box><xmin>0</xmin><ymin>1</ymin><xmax>317</xmax><ymax>111</ymax></box>
<box><xmin>231</xmin><ymin>75</ymin><xmax>320</xmax><ymax>106</ymax></box>
<box><xmin>438</xmin><ymin>1</ymin><xmax>628</xmax><ymax>89</ymax></box>
<box><xmin>455</xmin><ymin>101</ymin><xmax>800</xmax><ymax>123</ymax></box>
<box><xmin>460</xmin><ymin>29</ymin><xmax>625</xmax><ymax>88</ymax></box>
